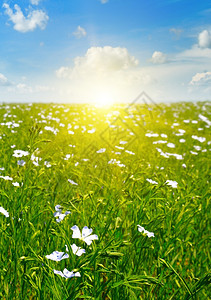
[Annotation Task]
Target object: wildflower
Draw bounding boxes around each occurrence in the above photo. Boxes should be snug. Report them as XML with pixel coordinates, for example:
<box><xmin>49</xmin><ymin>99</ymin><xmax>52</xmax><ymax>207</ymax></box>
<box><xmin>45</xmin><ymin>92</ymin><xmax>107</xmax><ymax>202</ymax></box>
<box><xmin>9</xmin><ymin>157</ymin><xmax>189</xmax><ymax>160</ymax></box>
<box><xmin>44</xmin><ymin>161</ymin><xmax>51</xmax><ymax>168</ymax></box>
<box><xmin>65</xmin><ymin>244</ymin><xmax>86</xmax><ymax>257</ymax></box>
<box><xmin>13</xmin><ymin>150</ymin><xmax>29</xmax><ymax>158</ymax></box>
<box><xmin>145</xmin><ymin>133</ymin><xmax>159</xmax><ymax>137</ymax></box>
<box><xmin>12</xmin><ymin>182</ymin><xmax>20</xmax><ymax>187</ymax></box>
<box><xmin>198</xmin><ymin>114</ymin><xmax>211</xmax><ymax>126</ymax></box>
<box><xmin>71</xmin><ymin>225</ymin><xmax>98</xmax><ymax>245</ymax></box>
<box><xmin>54</xmin><ymin>205</ymin><xmax>71</xmax><ymax>223</ymax></box>
<box><xmin>68</xmin><ymin>179</ymin><xmax>78</xmax><ymax>185</ymax></box>
<box><xmin>193</xmin><ymin>145</ymin><xmax>201</xmax><ymax>151</ymax></box>
<box><xmin>87</xmin><ymin>128</ymin><xmax>96</xmax><ymax>134</ymax></box>
<box><xmin>0</xmin><ymin>175</ymin><xmax>13</xmax><ymax>181</ymax></box>
<box><xmin>46</xmin><ymin>251</ymin><xmax>69</xmax><ymax>261</ymax></box>
<box><xmin>153</xmin><ymin>140</ymin><xmax>167</xmax><ymax>144</ymax></box>
<box><xmin>146</xmin><ymin>178</ymin><xmax>158</xmax><ymax>185</ymax></box>
<box><xmin>0</xmin><ymin>206</ymin><xmax>9</xmax><ymax>217</ymax></box>
<box><xmin>137</xmin><ymin>225</ymin><xmax>154</xmax><ymax>238</ymax></box>
<box><xmin>53</xmin><ymin>268</ymin><xmax>81</xmax><ymax>279</ymax></box>
<box><xmin>17</xmin><ymin>160</ymin><xmax>26</xmax><ymax>166</ymax></box>
<box><xmin>165</xmin><ymin>180</ymin><xmax>178</xmax><ymax>188</ymax></box>
<box><xmin>44</xmin><ymin>126</ymin><xmax>58</xmax><ymax>135</ymax></box>
<box><xmin>167</xmin><ymin>143</ymin><xmax>175</xmax><ymax>148</ymax></box>
<box><xmin>96</xmin><ymin>148</ymin><xmax>106</xmax><ymax>153</ymax></box>
<box><xmin>31</xmin><ymin>154</ymin><xmax>41</xmax><ymax>166</ymax></box>
<box><xmin>125</xmin><ymin>150</ymin><xmax>135</xmax><ymax>155</ymax></box>
<box><xmin>119</xmin><ymin>141</ymin><xmax>128</xmax><ymax>144</ymax></box>
<box><xmin>192</xmin><ymin>135</ymin><xmax>206</xmax><ymax>143</ymax></box>
<box><xmin>190</xmin><ymin>151</ymin><xmax>198</xmax><ymax>155</ymax></box>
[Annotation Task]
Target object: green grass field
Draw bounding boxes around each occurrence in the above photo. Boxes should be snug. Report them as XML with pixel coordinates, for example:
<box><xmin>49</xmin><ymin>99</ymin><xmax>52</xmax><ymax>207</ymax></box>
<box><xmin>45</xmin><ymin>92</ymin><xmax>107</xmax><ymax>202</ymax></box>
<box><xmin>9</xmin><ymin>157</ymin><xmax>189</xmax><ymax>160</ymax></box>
<box><xmin>0</xmin><ymin>101</ymin><xmax>210</xmax><ymax>299</ymax></box>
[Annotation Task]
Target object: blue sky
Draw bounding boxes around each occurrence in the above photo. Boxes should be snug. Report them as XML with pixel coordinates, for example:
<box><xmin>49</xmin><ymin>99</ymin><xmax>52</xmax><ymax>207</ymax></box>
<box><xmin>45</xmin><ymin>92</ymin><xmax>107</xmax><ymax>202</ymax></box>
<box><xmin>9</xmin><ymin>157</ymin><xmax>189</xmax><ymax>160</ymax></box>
<box><xmin>0</xmin><ymin>0</ymin><xmax>211</xmax><ymax>103</ymax></box>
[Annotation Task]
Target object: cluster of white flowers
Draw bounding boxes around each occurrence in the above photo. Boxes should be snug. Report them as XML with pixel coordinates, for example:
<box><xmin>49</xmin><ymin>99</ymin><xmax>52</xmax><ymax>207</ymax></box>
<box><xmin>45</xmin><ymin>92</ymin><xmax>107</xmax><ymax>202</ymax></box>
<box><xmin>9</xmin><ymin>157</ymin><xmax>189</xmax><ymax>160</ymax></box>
<box><xmin>46</xmin><ymin>209</ymin><xmax>98</xmax><ymax>279</ymax></box>
<box><xmin>53</xmin><ymin>205</ymin><xmax>71</xmax><ymax>223</ymax></box>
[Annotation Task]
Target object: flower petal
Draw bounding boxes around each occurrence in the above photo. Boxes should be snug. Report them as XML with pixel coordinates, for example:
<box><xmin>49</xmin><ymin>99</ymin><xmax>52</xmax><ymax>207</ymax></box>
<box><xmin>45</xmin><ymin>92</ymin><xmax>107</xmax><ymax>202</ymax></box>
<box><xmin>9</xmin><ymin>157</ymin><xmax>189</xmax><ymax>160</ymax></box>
<box><xmin>71</xmin><ymin>243</ymin><xmax>85</xmax><ymax>256</ymax></box>
<box><xmin>46</xmin><ymin>251</ymin><xmax>69</xmax><ymax>261</ymax></box>
<box><xmin>53</xmin><ymin>269</ymin><xmax>65</xmax><ymax>277</ymax></box>
<box><xmin>71</xmin><ymin>225</ymin><xmax>81</xmax><ymax>239</ymax></box>
<box><xmin>82</xmin><ymin>226</ymin><xmax>93</xmax><ymax>238</ymax></box>
<box><xmin>84</xmin><ymin>234</ymin><xmax>98</xmax><ymax>245</ymax></box>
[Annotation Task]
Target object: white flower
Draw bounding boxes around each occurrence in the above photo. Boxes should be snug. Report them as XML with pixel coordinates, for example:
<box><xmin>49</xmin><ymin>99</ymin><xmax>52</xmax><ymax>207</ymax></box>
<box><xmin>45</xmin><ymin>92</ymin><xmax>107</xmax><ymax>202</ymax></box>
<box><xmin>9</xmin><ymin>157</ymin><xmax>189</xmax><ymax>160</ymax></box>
<box><xmin>71</xmin><ymin>225</ymin><xmax>98</xmax><ymax>245</ymax></box>
<box><xmin>13</xmin><ymin>150</ymin><xmax>29</xmax><ymax>158</ymax></box>
<box><xmin>137</xmin><ymin>225</ymin><xmax>154</xmax><ymax>238</ymax></box>
<box><xmin>119</xmin><ymin>141</ymin><xmax>128</xmax><ymax>144</ymax></box>
<box><xmin>165</xmin><ymin>180</ymin><xmax>178</xmax><ymax>188</ymax></box>
<box><xmin>87</xmin><ymin>128</ymin><xmax>96</xmax><ymax>134</ymax></box>
<box><xmin>125</xmin><ymin>150</ymin><xmax>135</xmax><ymax>155</ymax></box>
<box><xmin>146</xmin><ymin>178</ymin><xmax>158</xmax><ymax>185</ymax></box>
<box><xmin>54</xmin><ymin>205</ymin><xmax>71</xmax><ymax>223</ymax></box>
<box><xmin>46</xmin><ymin>251</ymin><xmax>69</xmax><ymax>261</ymax></box>
<box><xmin>190</xmin><ymin>151</ymin><xmax>198</xmax><ymax>155</ymax></box>
<box><xmin>96</xmin><ymin>148</ymin><xmax>106</xmax><ymax>153</ymax></box>
<box><xmin>44</xmin><ymin>161</ymin><xmax>51</xmax><ymax>168</ymax></box>
<box><xmin>167</xmin><ymin>143</ymin><xmax>175</xmax><ymax>148</ymax></box>
<box><xmin>66</xmin><ymin>244</ymin><xmax>86</xmax><ymax>256</ymax></box>
<box><xmin>192</xmin><ymin>135</ymin><xmax>206</xmax><ymax>143</ymax></box>
<box><xmin>145</xmin><ymin>133</ymin><xmax>159</xmax><ymax>137</ymax></box>
<box><xmin>0</xmin><ymin>175</ymin><xmax>13</xmax><ymax>181</ymax></box>
<box><xmin>68</xmin><ymin>179</ymin><xmax>78</xmax><ymax>185</ymax></box>
<box><xmin>12</xmin><ymin>182</ymin><xmax>20</xmax><ymax>187</ymax></box>
<box><xmin>0</xmin><ymin>206</ymin><xmax>9</xmax><ymax>217</ymax></box>
<box><xmin>53</xmin><ymin>268</ymin><xmax>81</xmax><ymax>279</ymax></box>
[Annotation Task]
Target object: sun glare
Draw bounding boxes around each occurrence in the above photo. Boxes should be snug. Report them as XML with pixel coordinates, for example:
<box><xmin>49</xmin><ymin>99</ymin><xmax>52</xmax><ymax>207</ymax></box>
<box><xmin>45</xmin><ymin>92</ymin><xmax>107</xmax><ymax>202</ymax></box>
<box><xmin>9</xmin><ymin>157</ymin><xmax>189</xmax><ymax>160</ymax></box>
<box><xmin>94</xmin><ymin>92</ymin><xmax>115</xmax><ymax>108</ymax></box>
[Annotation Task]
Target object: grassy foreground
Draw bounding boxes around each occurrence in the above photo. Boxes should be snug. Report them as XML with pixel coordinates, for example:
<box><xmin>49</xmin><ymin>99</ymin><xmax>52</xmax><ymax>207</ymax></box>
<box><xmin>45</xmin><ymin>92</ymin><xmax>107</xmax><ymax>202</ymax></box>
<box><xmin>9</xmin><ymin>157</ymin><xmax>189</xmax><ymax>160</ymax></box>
<box><xmin>0</xmin><ymin>101</ymin><xmax>210</xmax><ymax>299</ymax></box>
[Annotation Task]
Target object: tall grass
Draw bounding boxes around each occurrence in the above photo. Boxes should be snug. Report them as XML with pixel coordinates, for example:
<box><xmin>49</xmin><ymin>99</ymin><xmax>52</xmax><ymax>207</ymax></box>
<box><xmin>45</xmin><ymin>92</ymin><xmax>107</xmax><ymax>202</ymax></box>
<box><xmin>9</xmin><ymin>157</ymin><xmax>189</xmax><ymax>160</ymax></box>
<box><xmin>0</xmin><ymin>101</ymin><xmax>210</xmax><ymax>299</ymax></box>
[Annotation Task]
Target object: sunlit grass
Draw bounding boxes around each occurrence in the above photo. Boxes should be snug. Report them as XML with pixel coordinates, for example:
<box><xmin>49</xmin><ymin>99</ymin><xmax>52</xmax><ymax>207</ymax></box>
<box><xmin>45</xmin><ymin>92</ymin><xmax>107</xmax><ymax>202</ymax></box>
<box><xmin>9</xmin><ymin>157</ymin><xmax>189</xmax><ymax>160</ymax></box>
<box><xmin>0</xmin><ymin>101</ymin><xmax>210</xmax><ymax>299</ymax></box>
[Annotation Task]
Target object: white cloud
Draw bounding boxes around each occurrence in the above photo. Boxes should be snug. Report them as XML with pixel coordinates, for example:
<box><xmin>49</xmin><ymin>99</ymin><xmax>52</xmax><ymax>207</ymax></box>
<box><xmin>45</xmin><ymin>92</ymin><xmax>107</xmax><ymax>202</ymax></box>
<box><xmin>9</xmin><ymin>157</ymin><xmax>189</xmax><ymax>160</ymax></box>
<box><xmin>55</xmin><ymin>66</ymin><xmax>70</xmax><ymax>79</ymax></box>
<box><xmin>73</xmin><ymin>26</ymin><xmax>87</xmax><ymax>39</ymax></box>
<box><xmin>100</xmin><ymin>0</ymin><xmax>109</xmax><ymax>3</ymax></box>
<box><xmin>198</xmin><ymin>30</ymin><xmax>211</xmax><ymax>49</ymax></box>
<box><xmin>169</xmin><ymin>28</ymin><xmax>183</xmax><ymax>38</ymax></box>
<box><xmin>56</xmin><ymin>46</ymin><xmax>139</xmax><ymax>79</ymax></box>
<box><xmin>55</xmin><ymin>46</ymin><xmax>155</xmax><ymax>102</ymax></box>
<box><xmin>190</xmin><ymin>71</ymin><xmax>211</xmax><ymax>85</ymax></box>
<box><xmin>16</xmin><ymin>83</ymin><xmax>33</xmax><ymax>93</ymax></box>
<box><xmin>178</xmin><ymin>44</ymin><xmax>211</xmax><ymax>60</ymax></box>
<box><xmin>30</xmin><ymin>0</ymin><xmax>41</xmax><ymax>5</ymax></box>
<box><xmin>3</xmin><ymin>3</ymin><xmax>49</xmax><ymax>33</ymax></box>
<box><xmin>150</xmin><ymin>51</ymin><xmax>168</xmax><ymax>64</ymax></box>
<box><xmin>0</xmin><ymin>73</ymin><xmax>11</xmax><ymax>86</ymax></box>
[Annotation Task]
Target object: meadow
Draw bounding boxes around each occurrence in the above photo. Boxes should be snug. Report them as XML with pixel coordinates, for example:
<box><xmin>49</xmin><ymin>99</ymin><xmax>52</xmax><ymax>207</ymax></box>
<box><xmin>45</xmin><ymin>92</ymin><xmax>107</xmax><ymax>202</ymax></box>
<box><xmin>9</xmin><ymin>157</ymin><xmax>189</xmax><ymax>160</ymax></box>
<box><xmin>0</xmin><ymin>100</ymin><xmax>210</xmax><ymax>299</ymax></box>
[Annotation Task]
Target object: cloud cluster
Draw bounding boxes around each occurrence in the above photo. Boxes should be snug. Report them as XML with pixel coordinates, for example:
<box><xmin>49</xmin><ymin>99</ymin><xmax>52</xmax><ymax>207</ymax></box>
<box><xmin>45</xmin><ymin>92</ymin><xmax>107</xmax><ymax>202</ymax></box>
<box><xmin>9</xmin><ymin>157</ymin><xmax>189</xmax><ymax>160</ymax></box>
<box><xmin>198</xmin><ymin>30</ymin><xmax>211</xmax><ymax>49</ymax></box>
<box><xmin>3</xmin><ymin>3</ymin><xmax>49</xmax><ymax>33</ymax></box>
<box><xmin>56</xmin><ymin>46</ymin><xmax>139</xmax><ymax>80</ymax></box>
<box><xmin>73</xmin><ymin>26</ymin><xmax>87</xmax><ymax>39</ymax></box>
<box><xmin>0</xmin><ymin>73</ymin><xmax>11</xmax><ymax>86</ymax></box>
<box><xmin>190</xmin><ymin>71</ymin><xmax>211</xmax><ymax>85</ymax></box>
<box><xmin>30</xmin><ymin>0</ymin><xmax>41</xmax><ymax>5</ymax></box>
<box><xmin>150</xmin><ymin>51</ymin><xmax>167</xmax><ymax>64</ymax></box>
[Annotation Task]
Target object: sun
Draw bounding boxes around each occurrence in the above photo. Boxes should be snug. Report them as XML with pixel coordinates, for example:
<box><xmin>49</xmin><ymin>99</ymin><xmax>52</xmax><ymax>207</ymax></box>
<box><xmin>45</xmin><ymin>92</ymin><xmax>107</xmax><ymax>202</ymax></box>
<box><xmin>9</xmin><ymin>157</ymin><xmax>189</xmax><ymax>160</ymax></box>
<box><xmin>93</xmin><ymin>91</ymin><xmax>115</xmax><ymax>108</ymax></box>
